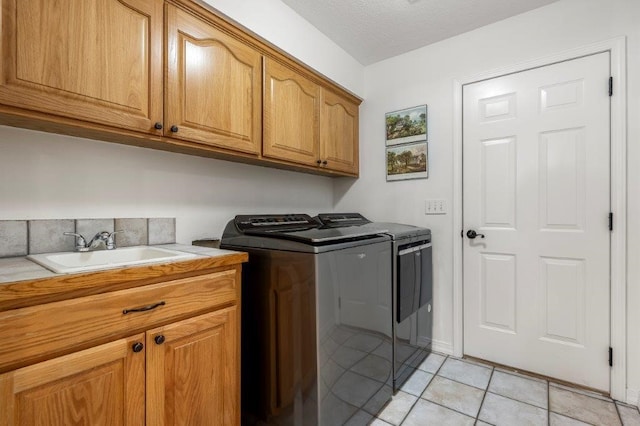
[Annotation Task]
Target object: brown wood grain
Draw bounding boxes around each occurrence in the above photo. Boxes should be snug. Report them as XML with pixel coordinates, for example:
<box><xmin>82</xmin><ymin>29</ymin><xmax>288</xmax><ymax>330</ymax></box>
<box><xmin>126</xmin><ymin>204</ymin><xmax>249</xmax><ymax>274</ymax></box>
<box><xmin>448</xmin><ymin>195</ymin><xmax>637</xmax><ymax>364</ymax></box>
<box><xmin>0</xmin><ymin>334</ymin><xmax>146</xmax><ymax>426</ymax></box>
<box><xmin>0</xmin><ymin>0</ymin><xmax>163</xmax><ymax>134</ymax></box>
<box><xmin>165</xmin><ymin>5</ymin><xmax>262</xmax><ymax>154</ymax></box>
<box><xmin>146</xmin><ymin>306</ymin><xmax>239</xmax><ymax>425</ymax></box>
<box><xmin>0</xmin><ymin>252</ymin><xmax>247</xmax><ymax>312</ymax></box>
<box><xmin>0</xmin><ymin>270</ymin><xmax>239</xmax><ymax>373</ymax></box>
<box><xmin>320</xmin><ymin>88</ymin><xmax>360</xmax><ymax>175</ymax></box>
<box><xmin>263</xmin><ymin>58</ymin><xmax>320</xmax><ymax>166</ymax></box>
<box><xmin>0</xmin><ymin>0</ymin><xmax>361</xmax><ymax>178</ymax></box>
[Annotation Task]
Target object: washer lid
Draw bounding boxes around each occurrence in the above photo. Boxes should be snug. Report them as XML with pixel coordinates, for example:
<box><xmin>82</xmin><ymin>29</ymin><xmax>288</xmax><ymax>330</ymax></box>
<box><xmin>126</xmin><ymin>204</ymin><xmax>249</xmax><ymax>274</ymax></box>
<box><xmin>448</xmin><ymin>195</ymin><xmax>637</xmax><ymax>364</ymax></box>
<box><xmin>227</xmin><ymin>214</ymin><xmax>385</xmax><ymax>246</ymax></box>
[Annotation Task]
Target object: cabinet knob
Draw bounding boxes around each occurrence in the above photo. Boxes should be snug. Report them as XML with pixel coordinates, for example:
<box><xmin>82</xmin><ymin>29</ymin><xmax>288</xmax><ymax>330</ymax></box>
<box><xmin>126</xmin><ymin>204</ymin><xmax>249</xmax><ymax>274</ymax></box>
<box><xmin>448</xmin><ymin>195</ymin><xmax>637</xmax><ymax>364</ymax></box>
<box><xmin>132</xmin><ymin>342</ymin><xmax>144</xmax><ymax>353</ymax></box>
<box><xmin>154</xmin><ymin>122</ymin><xmax>163</xmax><ymax>130</ymax></box>
<box><xmin>154</xmin><ymin>335</ymin><xmax>166</xmax><ymax>345</ymax></box>
<box><xmin>316</xmin><ymin>159</ymin><xmax>322</xmax><ymax>165</ymax></box>
<box><xmin>170</xmin><ymin>125</ymin><xmax>179</xmax><ymax>133</ymax></box>
<box><xmin>322</xmin><ymin>160</ymin><xmax>328</xmax><ymax>165</ymax></box>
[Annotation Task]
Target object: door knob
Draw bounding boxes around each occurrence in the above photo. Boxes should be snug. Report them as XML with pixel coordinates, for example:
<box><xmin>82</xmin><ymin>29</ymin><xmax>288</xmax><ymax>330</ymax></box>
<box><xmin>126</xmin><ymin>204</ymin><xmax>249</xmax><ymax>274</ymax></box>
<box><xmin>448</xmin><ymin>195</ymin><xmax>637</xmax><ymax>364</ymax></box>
<box><xmin>466</xmin><ymin>230</ymin><xmax>485</xmax><ymax>239</ymax></box>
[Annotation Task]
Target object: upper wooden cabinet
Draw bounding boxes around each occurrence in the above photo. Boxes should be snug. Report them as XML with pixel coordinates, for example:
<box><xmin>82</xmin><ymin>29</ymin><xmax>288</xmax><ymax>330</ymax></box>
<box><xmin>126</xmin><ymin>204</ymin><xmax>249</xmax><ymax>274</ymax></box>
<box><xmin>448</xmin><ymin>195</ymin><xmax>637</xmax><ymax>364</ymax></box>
<box><xmin>320</xmin><ymin>89</ymin><xmax>359</xmax><ymax>175</ymax></box>
<box><xmin>0</xmin><ymin>0</ymin><xmax>163</xmax><ymax>133</ymax></box>
<box><xmin>165</xmin><ymin>5</ymin><xmax>262</xmax><ymax>154</ymax></box>
<box><xmin>0</xmin><ymin>0</ymin><xmax>360</xmax><ymax>176</ymax></box>
<box><xmin>263</xmin><ymin>58</ymin><xmax>320</xmax><ymax>166</ymax></box>
<box><xmin>263</xmin><ymin>59</ymin><xmax>360</xmax><ymax>175</ymax></box>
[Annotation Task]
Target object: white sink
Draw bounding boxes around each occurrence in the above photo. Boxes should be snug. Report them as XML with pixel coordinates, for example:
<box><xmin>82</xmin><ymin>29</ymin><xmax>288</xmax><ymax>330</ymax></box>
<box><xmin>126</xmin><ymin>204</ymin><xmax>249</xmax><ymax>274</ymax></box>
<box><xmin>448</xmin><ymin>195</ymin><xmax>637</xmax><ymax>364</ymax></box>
<box><xmin>27</xmin><ymin>246</ymin><xmax>199</xmax><ymax>274</ymax></box>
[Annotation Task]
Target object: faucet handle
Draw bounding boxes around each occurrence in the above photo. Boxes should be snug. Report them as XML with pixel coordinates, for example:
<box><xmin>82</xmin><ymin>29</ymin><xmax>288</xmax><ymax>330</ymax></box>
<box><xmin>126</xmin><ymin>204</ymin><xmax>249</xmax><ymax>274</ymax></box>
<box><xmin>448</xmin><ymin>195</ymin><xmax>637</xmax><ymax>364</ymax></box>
<box><xmin>64</xmin><ymin>232</ymin><xmax>89</xmax><ymax>252</ymax></box>
<box><xmin>106</xmin><ymin>230</ymin><xmax>124</xmax><ymax>250</ymax></box>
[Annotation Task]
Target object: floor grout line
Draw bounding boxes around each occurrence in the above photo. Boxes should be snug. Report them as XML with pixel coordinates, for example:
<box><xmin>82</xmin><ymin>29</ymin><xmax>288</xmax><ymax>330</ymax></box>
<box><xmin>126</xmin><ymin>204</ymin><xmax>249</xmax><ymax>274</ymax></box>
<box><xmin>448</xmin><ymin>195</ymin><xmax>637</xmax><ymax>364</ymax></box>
<box><xmin>547</xmin><ymin>379</ymin><xmax>551</xmax><ymax>425</ymax></box>
<box><xmin>475</xmin><ymin>367</ymin><xmax>495</xmax><ymax>423</ymax></box>
<box><xmin>373</xmin><ymin>351</ymin><xmax>638</xmax><ymax>425</ymax></box>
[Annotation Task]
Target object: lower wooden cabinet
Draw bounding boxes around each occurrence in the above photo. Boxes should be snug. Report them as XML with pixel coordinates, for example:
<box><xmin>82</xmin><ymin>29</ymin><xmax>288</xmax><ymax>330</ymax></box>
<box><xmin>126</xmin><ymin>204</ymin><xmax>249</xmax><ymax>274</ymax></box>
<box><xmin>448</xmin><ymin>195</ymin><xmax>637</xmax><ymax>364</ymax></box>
<box><xmin>147</xmin><ymin>306</ymin><xmax>238</xmax><ymax>426</ymax></box>
<box><xmin>0</xmin><ymin>269</ymin><xmax>241</xmax><ymax>426</ymax></box>
<box><xmin>0</xmin><ymin>307</ymin><xmax>238</xmax><ymax>426</ymax></box>
<box><xmin>0</xmin><ymin>334</ymin><xmax>146</xmax><ymax>425</ymax></box>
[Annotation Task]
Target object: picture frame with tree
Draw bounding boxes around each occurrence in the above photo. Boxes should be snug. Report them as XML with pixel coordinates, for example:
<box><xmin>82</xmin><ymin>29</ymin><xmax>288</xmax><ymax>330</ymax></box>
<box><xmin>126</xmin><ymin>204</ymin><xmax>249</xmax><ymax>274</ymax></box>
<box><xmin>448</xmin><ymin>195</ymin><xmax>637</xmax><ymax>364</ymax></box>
<box><xmin>385</xmin><ymin>105</ymin><xmax>427</xmax><ymax>146</ymax></box>
<box><xmin>386</xmin><ymin>141</ymin><xmax>428</xmax><ymax>181</ymax></box>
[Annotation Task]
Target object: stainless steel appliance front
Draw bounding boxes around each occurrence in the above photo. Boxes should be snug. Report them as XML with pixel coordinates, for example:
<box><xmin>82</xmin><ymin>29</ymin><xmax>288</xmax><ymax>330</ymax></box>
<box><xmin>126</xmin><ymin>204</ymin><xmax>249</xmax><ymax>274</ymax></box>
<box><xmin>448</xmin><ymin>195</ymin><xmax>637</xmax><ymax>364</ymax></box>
<box><xmin>221</xmin><ymin>215</ymin><xmax>393</xmax><ymax>425</ymax></box>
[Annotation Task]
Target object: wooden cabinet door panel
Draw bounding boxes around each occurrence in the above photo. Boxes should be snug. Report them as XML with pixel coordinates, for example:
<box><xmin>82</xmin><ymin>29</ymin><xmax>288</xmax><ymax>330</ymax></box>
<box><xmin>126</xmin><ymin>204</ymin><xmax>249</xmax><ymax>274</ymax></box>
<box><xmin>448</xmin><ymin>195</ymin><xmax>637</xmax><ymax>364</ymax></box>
<box><xmin>263</xmin><ymin>59</ymin><xmax>320</xmax><ymax>166</ymax></box>
<box><xmin>166</xmin><ymin>5</ymin><xmax>261</xmax><ymax>154</ymax></box>
<box><xmin>320</xmin><ymin>89</ymin><xmax>359</xmax><ymax>175</ymax></box>
<box><xmin>146</xmin><ymin>306</ymin><xmax>239</xmax><ymax>426</ymax></box>
<box><xmin>0</xmin><ymin>0</ymin><xmax>163</xmax><ymax>133</ymax></box>
<box><xmin>0</xmin><ymin>334</ymin><xmax>145</xmax><ymax>426</ymax></box>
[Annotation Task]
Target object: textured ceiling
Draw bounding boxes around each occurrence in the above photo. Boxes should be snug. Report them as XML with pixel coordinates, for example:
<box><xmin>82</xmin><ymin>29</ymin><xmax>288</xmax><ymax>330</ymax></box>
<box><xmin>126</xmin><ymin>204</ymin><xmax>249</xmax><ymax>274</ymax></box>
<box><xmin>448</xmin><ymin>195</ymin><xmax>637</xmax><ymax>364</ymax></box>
<box><xmin>280</xmin><ymin>0</ymin><xmax>559</xmax><ymax>65</ymax></box>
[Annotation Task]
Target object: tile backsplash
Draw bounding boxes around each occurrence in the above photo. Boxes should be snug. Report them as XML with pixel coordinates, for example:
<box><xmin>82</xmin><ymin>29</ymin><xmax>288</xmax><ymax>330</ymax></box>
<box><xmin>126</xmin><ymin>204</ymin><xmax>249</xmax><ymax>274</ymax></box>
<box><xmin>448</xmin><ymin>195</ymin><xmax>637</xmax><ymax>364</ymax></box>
<box><xmin>0</xmin><ymin>220</ymin><xmax>28</xmax><ymax>257</ymax></box>
<box><xmin>0</xmin><ymin>217</ymin><xmax>175</xmax><ymax>258</ymax></box>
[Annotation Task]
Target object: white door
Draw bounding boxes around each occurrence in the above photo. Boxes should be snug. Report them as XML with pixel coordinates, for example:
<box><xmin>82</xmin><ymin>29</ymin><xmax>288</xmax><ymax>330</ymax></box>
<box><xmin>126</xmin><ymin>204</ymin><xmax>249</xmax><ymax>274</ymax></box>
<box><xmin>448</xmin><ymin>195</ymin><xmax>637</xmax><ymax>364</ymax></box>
<box><xmin>463</xmin><ymin>52</ymin><xmax>611</xmax><ymax>391</ymax></box>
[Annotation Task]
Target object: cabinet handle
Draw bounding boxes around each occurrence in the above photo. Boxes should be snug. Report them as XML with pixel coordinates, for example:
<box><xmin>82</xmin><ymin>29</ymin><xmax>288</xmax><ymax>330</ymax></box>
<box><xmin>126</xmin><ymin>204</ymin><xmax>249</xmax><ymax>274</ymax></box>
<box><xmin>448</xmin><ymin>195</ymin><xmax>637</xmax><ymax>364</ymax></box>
<box><xmin>322</xmin><ymin>160</ymin><xmax>328</xmax><ymax>165</ymax></box>
<box><xmin>154</xmin><ymin>122</ymin><xmax>163</xmax><ymax>130</ymax></box>
<box><xmin>132</xmin><ymin>342</ymin><xmax>144</xmax><ymax>353</ymax></box>
<box><xmin>316</xmin><ymin>159</ymin><xmax>322</xmax><ymax>164</ymax></box>
<box><xmin>154</xmin><ymin>335</ymin><xmax>166</xmax><ymax>345</ymax></box>
<box><xmin>170</xmin><ymin>125</ymin><xmax>179</xmax><ymax>133</ymax></box>
<box><xmin>122</xmin><ymin>301</ymin><xmax>166</xmax><ymax>315</ymax></box>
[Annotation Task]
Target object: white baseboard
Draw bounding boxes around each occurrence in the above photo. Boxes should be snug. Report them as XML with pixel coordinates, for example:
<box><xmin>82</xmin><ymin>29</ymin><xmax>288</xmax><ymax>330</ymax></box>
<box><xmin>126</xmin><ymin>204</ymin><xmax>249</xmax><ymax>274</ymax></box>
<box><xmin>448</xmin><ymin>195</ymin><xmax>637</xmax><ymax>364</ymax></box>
<box><xmin>418</xmin><ymin>336</ymin><xmax>454</xmax><ymax>356</ymax></box>
<box><xmin>627</xmin><ymin>388</ymin><xmax>640</xmax><ymax>407</ymax></box>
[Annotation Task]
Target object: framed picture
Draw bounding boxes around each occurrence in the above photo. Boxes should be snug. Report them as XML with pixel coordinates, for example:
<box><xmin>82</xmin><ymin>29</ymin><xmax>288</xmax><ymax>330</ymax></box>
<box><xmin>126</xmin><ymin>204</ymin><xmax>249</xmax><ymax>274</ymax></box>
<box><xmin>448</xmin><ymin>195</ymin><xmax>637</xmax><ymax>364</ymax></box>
<box><xmin>385</xmin><ymin>105</ymin><xmax>427</xmax><ymax>146</ymax></box>
<box><xmin>386</xmin><ymin>141</ymin><xmax>428</xmax><ymax>181</ymax></box>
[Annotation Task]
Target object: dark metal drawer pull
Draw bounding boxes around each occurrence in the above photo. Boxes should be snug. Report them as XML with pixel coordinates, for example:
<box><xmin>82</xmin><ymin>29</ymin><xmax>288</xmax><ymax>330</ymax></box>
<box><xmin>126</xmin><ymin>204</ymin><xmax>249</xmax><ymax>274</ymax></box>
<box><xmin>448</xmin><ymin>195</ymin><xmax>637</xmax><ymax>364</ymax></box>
<box><xmin>122</xmin><ymin>301</ymin><xmax>166</xmax><ymax>315</ymax></box>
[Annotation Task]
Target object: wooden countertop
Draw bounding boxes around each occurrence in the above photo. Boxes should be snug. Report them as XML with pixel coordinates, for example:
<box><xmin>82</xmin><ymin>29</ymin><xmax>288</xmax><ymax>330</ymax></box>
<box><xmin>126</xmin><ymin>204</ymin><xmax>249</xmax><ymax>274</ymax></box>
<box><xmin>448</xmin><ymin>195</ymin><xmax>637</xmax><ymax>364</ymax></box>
<box><xmin>0</xmin><ymin>245</ymin><xmax>247</xmax><ymax>312</ymax></box>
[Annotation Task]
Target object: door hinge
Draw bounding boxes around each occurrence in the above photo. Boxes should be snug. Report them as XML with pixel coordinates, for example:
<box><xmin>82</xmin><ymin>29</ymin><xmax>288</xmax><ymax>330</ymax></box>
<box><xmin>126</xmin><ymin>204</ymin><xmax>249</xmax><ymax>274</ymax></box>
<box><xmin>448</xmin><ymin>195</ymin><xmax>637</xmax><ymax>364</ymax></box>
<box><xmin>609</xmin><ymin>347</ymin><xmax>613</xmax><ymax>367</ymax></box>
<box><xmin>609</xmin><ymin>77</ymin><xmax>613</xmax><ymax>96</ymax></box>
<box><xmin>609</xmin><ymin>212</ymin><xmax>613</xmax><ymax>231</ymax></box>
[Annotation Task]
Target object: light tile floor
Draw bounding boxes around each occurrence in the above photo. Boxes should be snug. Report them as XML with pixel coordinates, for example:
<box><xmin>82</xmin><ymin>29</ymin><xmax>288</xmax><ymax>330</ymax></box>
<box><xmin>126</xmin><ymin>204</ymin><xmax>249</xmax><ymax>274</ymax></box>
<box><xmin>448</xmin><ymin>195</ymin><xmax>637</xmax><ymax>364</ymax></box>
<box><xmin>373</xmin><ymin>352</ymin><xmax>640</xmax><ymax>426</ymax></box>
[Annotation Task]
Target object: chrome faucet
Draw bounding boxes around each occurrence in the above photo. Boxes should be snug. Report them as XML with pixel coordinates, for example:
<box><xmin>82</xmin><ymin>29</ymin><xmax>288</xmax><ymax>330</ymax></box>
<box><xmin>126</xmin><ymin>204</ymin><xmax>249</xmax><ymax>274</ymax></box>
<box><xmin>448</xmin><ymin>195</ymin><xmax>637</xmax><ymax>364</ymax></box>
<box><xmin>64</xmin><ymin>230</ymin><xmax>123</xmax><ymax>252</ymax></box>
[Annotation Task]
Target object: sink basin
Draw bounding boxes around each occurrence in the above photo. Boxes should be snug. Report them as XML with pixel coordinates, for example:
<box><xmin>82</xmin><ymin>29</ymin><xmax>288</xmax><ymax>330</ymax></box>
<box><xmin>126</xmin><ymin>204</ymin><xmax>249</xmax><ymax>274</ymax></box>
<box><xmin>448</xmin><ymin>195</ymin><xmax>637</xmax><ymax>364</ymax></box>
<box><xmin>27</xmin><ymin>246</ymin><xmax>199</xmax><ymax>274</ymax></box>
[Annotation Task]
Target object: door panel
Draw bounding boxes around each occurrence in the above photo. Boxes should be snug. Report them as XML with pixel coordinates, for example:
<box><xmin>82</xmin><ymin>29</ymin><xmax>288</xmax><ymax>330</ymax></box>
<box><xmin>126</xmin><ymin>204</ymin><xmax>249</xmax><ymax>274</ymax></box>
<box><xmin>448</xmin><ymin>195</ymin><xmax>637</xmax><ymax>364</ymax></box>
<box><xmin>320</xmin><ymin>89</ymin><xmax>359</xmax><ymax>174</ymax></box>
<box><xmin>263</xmin><ymin>58</ymin><xmax>320</xmax><ymax>166</ymax></box>
<box><xmin>539</xmin><ymin>128</ymin><xmax>586</xmax><ymax>230</ymax></box>
<box><xmin>463</xmin><ymin>52</ymin><xmax>610</xmax><ymax>391</ymax></box>
<box><xmin>0</xmin><ymin>0</ymin><xmax>163</xmax><ymax>133</ymax></box>
<box><xmin>0</xmin><ymin>334</ymin><xmax>145</xmax><ymax>426</ymax></box>
<box><xmin>165</xmin><ymin>5</ymin><xmax>261</xmax><ymax>154</ymax></box>
<box><xmin>481</xmin><ymin>137</ymin><xmax>517</xmax><ymax>228</ymax></box>
<box><xmin>480</xmin><ymin>253</ymin><xmax>516</xmax><ymax>333</ymax></box>
<box><xmin>146</xmin><ymin>307</ymin><xmax>239</xmax><ymax>426</ymax></box>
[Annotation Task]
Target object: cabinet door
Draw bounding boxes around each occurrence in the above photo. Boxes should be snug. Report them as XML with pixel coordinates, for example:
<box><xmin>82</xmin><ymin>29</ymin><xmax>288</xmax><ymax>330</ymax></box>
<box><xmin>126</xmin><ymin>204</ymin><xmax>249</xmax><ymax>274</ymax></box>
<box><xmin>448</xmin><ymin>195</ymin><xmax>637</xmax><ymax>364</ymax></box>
<box><xmin>263</xmin><ymin>58</ymin><xmax>320</xmax><ymax>166</ymax></box>
<box><xmin>0</xmin><ymin>334</ymin><xmax>145</xmax><ymax>425</ymax></box>
<box><xmin>146</xmin><ymin>306</ymin><xmax>239</xmax><ymax>426</ymax></box>
<box><xmin>320</xmin><ymin>89</ymin><xmax>359</xmax><ymax>175</ymax></box>
<box><xmin>166</xmin><ymin>5</ymin><xmax>261</xmax><ymax>154</ymax></box>
<box><xmin>0</xmin><ymin>0</ymin><xmax>163</xmax><ymax>133</ymax></box>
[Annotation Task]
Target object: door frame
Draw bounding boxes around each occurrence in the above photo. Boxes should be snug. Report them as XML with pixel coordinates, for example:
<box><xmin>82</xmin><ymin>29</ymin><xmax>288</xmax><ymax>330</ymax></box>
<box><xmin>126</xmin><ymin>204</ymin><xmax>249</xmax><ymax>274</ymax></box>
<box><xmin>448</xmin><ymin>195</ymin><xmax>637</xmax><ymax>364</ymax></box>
<box><xmin>452</xmin><ymin>37</ymin><xmax>627</xmax><ymax>401</ymax></box>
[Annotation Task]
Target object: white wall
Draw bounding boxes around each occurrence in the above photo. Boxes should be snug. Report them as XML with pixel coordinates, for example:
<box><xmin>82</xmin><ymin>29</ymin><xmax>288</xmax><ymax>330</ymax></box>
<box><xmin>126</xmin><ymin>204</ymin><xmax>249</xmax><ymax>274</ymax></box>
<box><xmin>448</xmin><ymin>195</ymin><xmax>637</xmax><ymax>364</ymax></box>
<box><xmin>201</xmin><ymin>0</ymin><xmax>364</xmax><ymax>97</ymax></box>
<box><xmin>0</xmin><ymin>126</ymin><xmax>334</xmax><ymax>242</ymax></box>
<box><xmin>0</xmin><ymin>0</ymin><xmax>364</xmax><ymax>241</ymax></box>
<box><xmin>334</xmin><ymin>0</ymin><xmax>640</xmax><ymax>403</ymax></box>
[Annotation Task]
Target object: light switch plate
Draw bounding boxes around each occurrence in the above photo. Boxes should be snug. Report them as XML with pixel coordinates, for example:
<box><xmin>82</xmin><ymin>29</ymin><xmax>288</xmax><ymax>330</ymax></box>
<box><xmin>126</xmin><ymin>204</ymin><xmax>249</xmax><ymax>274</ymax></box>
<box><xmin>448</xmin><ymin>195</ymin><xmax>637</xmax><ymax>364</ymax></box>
<box><xmin>425</xmin><ymin>199</ymin><xmax>447</xmax><ymax>215</ymax></box>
